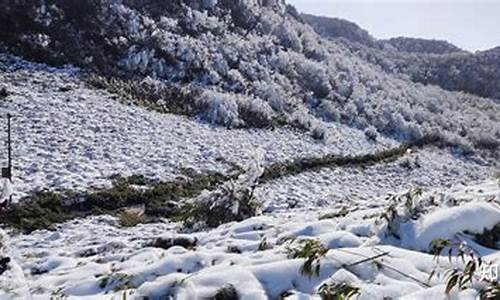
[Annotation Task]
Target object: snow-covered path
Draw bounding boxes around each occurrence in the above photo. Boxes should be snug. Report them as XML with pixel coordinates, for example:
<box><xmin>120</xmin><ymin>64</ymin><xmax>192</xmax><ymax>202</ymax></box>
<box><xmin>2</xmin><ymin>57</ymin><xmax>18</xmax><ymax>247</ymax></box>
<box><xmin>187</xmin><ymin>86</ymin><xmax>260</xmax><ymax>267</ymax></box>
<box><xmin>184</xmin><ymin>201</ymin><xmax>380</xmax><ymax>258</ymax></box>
<box><xmin>258</xmin><ymin>148</ymin><xmax>496</xmax><ymax>210</ymax></box>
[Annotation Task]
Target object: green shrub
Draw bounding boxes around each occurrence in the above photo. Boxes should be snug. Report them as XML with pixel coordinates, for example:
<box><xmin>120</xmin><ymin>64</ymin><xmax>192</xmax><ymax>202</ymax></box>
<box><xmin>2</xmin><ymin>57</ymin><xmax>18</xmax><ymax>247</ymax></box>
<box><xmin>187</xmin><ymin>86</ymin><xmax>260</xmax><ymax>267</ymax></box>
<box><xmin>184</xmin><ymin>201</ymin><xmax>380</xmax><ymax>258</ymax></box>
<box><xmin>318</xmin><ymin>281</ymin><xmax>360</xmax><ymax>300</ymax></box>
<box><xmin>429</xmin><ymin>238</ymin><xmax>500</xmax><ymax>298</ymax></box>
<box><xmin>379</xmin><ymin>187</ymin><xmax>424</xmax><ymax>239</ymax></box>
<box><xmin>1</xmin><ymin>171</ymin><xmax>232</xmax><ymax>232</ymax></box>
<box><xmin>118</xmin><ymin>209</ymin><xmax>145</xmax><ymax>227</ymax></box>
<box><xmin>2</xmin><ymin>191</ymin><xmax>77</xmax><ymax>232</ymax></box>
<box><xmin>287</xmin><ymin>239</ymin><xmax>328</xmax><ymax>278</ymax></box>
<box><xmin>178</xmin><ymin>181</ymin><xmax>261</xmax><ymax>230</ymax></box>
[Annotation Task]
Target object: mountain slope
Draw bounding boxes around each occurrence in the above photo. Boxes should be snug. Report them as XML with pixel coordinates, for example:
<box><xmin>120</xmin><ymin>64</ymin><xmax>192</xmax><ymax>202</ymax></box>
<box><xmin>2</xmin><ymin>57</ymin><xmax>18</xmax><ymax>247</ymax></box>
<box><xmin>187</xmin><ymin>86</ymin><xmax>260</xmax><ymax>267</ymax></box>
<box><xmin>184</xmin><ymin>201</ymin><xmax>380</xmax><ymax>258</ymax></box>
<box><xmin>383</xmin><ymin>37</ymin><xmax>464</xmax><ymax>54</ymax></box>
<box><xmin>303</xmin><ymin>13</ymin><xmax>500</xmax><ymax>101</ymax></box>
<box><xmin>0</xmin><ymin>0</ymin><xmax>499</xmax><ymax>153</ymax></box>
<box><xmin>301</xmin><ymin>13</ymin><xmax>378</xmax><ymax>47</ymax></box>
<box><xmin>0</xmin><ymin>1</ymin><xmax>499</xmax><ymax>299</ymax></box>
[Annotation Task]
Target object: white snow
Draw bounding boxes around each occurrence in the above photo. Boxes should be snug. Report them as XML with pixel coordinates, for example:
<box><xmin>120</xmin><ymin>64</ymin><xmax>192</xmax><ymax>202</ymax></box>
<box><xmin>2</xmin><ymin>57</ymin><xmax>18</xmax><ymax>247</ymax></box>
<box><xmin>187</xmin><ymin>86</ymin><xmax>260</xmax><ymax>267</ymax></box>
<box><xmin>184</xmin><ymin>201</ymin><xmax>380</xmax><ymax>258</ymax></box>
<box><xmin>0</xmin><ymin>57</ymin><xmax>498</xmax><ymax>299</ymax></box>
<box><xmin>0</xmin><ymin>179</ymin><xmax>12</xmax><ymax>201</ymax></box>
<box><xmin>401</xmin><ymin>202</ymin><xmax>500</xmax><ymax>251</ymax></box>
<box><xmin>0</xmin><ymin>179</ymin><xmax>497</xmax><ymax>299</ymax></box>
<box><xmin>0</xmin><ymin>56</ymin><xmax>402</xmax><ymax>200</ymax></box>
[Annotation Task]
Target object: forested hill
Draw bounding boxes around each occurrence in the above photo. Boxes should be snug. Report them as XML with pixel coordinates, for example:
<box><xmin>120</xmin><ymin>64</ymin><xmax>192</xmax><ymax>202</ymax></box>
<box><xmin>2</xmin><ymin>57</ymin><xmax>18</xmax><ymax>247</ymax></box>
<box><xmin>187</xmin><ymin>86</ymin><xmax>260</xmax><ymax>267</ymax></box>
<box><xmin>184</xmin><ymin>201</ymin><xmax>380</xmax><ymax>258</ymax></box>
<box><xmin>0</xmin><ymin>0</ymin><xmax>498</xmax><ymax>152</ymax></box>
<box><xmin>303</xmin><ymin>13</ymin><xmax>500</xmax><ymax>101</ymax></box>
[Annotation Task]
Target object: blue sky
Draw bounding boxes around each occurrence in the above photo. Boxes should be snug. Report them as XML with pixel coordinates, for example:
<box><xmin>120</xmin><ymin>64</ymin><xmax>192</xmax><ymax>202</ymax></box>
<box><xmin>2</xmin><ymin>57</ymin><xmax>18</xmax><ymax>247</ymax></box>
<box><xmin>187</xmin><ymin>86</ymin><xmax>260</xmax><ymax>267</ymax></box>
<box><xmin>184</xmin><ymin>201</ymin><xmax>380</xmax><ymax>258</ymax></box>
<box><xmin>287</xmin><ymin>0</ymin><xmax>500</xmax><ymax>51</ymax></box>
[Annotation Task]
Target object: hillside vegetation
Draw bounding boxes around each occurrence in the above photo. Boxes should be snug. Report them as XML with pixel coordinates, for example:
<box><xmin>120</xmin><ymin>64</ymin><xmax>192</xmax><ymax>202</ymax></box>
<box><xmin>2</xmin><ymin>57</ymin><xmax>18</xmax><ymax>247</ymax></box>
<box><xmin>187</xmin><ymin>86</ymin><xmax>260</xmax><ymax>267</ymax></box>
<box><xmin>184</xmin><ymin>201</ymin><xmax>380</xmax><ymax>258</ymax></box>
<box><xmin>0</xmin><ymin>0</ymin><xmax>499</xmax><ymax>153</ymax></box>
<box><xmin>304</xmin><ymin>13</ymin><xmax>500</xmax><ymax>101</ymax></box>
<box><xmin>0</xmin><ymin>1</ymin><xmax>499</xmax><ymax>299</ymax></box>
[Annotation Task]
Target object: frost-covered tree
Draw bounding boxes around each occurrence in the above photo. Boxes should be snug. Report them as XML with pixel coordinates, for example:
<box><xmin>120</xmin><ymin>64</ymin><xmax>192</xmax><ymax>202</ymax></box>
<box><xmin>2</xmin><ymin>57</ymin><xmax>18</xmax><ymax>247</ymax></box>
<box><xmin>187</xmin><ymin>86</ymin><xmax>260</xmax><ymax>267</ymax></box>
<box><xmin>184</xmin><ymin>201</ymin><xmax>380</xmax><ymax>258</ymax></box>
<box><xmin>1</xmin><ymin>0</ymin><xmax>498</xmax><ymax>152</ymax></box>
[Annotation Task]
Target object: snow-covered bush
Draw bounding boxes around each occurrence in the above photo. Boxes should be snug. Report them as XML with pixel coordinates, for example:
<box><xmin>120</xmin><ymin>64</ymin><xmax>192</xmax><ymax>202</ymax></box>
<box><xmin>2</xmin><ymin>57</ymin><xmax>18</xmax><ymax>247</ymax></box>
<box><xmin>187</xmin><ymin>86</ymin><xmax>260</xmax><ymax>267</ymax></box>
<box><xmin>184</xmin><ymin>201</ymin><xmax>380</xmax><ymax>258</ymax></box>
<box><xmin>197</xmin><ymin>91</ymin><xmax>243</xmax><ymax>127</ymax></box>
<box><xmin>289</xmin><ymin>109</ymin><xmax>314</xmax><ymax>130</ymax></box>
<box><xmin>179</xmin><ymin>151</ymin><xmax>264</xmax><ymax>230</ymax></box>
<box><xmin>85</xmin><ymin>74</ymin><xmax>198</xmax><ymax>116</ymax></box>
<box><xmin>300</xmin><ymin>30</ymin><xmax>328</xmax><ymax>61</ymax></box>
<box><xmin>317</xmin><ymin>100</ymin><xmax>341</xmax><ymax>122</ymax></box>
<box><xmin>253</xmin><ymin>81</ymin><xmax>289</xmax><ymax>112</ymax></box>
<box><xmin>235</xmin><ymin>94</ymin><xmax>274</xmax><ymax>128</ymax></box>
<box><xmin>311</xmin><ymin>125</ymin><xmax>328</xmax><ymax>141</ymax></box>
<box><xmin>471</xmin><ymin>131</ymin><xmax>500</xmax><ymax>151</ymax></box>
<box><xmin>197</xmin><ymin>91</ymin><xmax>274</xmax><ymax>128</ymax></box>
<box><xmin>364</xmin><ymin>126</ymin><xmax>378</xmax><ymax>141</ymax></box>
<box><xmin>295</xmin><ymin>58</ymin><xmax>332</xmax><ymax>98</ymax></box>
<box><xmin>318</xmin><ymin>282</ymin><xmax>360</xmax><ymax>300</ymax></box>
<box><xmin>274</xmin><ymin>22</ymin><xmax>302</xmax><ymax>52</ymax></box>
<box><xmin>2</xmin><ymin>0</ymin><xmax>499</xmax><ymax>152</ymax></box>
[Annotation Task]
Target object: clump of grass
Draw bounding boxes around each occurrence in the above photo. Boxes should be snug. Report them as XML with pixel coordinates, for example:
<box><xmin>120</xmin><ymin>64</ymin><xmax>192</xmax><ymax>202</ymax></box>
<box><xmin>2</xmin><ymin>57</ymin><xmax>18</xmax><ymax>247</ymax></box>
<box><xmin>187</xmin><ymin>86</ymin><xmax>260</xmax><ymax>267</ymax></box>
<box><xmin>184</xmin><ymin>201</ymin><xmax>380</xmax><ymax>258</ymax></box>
<box><xmin>118</xmin><ymin>208</ymin><xmax>145</xmax><ymax>228</ymax></box>
<box><xmin>318</xmin><ymin>281</ymin><xmax>360</xmax><ymax>300</ymax></box>
<box><xmin>2</xmin><ymin>171</ymin><xmax>232</xmax><ymax>233</ymax></box>
<box><xmin>287</xmin><ymin>239</ymin><xmax>328</xmax><ymax>278</ymax></box>
<box><xmin>319</xmin><ymin>207</ymin><xmax>350</xmax><ymax>220</ymax></box>
<box><xmin>97</xmin><ymin>272</ymin><xmax>132</xmax><ymax>292</ymax></box>
<box><xmin>429</xmin><ymin>238</ymin><xmax>500</xmax><ymax>298</ymax></box>
<box><xmin>379</xmin><ymin>187</ymin><xmax>425</xmax><ymax>239</ymax></box>
<box><xmin>226</xmin><ymin>245</ymin><xmax>242</xmax><ymax>254</ymax></box>
<box><xmin>257</xmin><ymin>237</ymin><xmax>273</xmax><ymax>251</ymax></box>
<box><xmin>480</xmin><ymin>283</ymin><xmax>500</xmax><ymax>300</ymax></box>
<box><xmin>148</xmin><ymin>236</ymin><xmax>197</xmax><ymax>250</ymax></box>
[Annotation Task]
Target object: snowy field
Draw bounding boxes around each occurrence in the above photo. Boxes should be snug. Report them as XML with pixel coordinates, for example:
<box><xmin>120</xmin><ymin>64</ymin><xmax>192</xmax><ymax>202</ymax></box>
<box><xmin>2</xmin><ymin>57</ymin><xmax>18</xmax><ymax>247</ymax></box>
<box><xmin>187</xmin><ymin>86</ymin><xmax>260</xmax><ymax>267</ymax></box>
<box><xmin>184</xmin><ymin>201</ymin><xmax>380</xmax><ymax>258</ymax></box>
<box><xmin>0</xmin><ymin>55</ymin><xmax>401</xmax><ymax>199</ymax></box>
<box><xmin>257</xmin><ymin>148</ymin><xmax>497</xmax><ymax>210</ymax></box>
<box><xmin>0</xmin><ymin>56</ymin><xmax>499</xmax><ymax>299</ymax></box>
<box><xmin>1</xmin><ymin>180</ymin><xmax>499</xmax><ymax>299</ymax></box>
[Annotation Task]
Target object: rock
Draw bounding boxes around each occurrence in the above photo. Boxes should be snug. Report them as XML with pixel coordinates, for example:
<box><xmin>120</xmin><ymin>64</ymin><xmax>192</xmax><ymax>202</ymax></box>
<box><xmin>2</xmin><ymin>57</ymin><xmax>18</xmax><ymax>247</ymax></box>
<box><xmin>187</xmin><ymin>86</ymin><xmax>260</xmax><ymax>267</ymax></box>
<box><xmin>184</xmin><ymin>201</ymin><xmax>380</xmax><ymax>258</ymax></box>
<box><xmin>0</xmin><ymin>87</ymin><xmax>9</xmax><ymax>99</ymax></box>
<box><xmin>0</xmin><ymin>257</ymin><xmax>10</xmax><ymax>275</ymax></box>
<box><xmin>149</xmin><ymin>236</ymin><xmax>197</xmax><ymax>250</ymax></box>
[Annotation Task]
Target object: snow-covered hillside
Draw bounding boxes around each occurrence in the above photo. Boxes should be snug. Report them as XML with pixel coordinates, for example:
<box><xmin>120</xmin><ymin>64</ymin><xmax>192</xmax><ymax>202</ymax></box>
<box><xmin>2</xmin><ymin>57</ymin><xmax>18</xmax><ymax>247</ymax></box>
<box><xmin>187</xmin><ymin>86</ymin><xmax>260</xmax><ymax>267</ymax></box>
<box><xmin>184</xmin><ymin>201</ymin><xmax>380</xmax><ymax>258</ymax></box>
<box><xmin>0</xmin><ymin>0</ymin><xmax>499</xmax><ymax>299</ymax></box>
<box><xmin>0</xmin><ymin>53</ymin><xmax>498</xmax><ymax>300</ymax></box>
<box><xmin>1</xmin><ymin>0</ymin><xmax>499</xmax><ymax>150</ymax></box>
<box><xmin>0</xmin><ymin>55</ymin><xmax>403</xmax><ymax>199</ymax></box>
<box><xmin>303</xmin><ymin>14</ymin><xmax>500</xmax><ymax>101</ymax></box>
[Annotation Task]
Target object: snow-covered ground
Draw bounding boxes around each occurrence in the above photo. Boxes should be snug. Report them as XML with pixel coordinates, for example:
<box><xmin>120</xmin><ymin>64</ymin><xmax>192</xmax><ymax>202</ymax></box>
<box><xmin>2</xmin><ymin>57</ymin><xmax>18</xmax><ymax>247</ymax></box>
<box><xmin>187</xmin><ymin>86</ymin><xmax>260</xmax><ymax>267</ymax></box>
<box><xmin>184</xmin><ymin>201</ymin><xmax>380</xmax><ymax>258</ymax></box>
<box><xmin>258</xmin><ymin>148</ymin><xmax>497</xmax><ymax>210</ymax></box>
<box><xmin>0</xmin><ymin>55</ymin><xmax>496</xmax><ymax>205</ymax></box>
<box><xmin>0</xmin><ymin>55</ymin><xmax>401</xmax><ymax>199</ymax></box>
<box><xmin>1</xmin><ymin>180</ymin><xmax>499</xmax><ymax>299</ymax></box>
<box><xmin>0</xmin><ymin>57</ymin><xmax>499</xmax><ymax>299</ymax></box>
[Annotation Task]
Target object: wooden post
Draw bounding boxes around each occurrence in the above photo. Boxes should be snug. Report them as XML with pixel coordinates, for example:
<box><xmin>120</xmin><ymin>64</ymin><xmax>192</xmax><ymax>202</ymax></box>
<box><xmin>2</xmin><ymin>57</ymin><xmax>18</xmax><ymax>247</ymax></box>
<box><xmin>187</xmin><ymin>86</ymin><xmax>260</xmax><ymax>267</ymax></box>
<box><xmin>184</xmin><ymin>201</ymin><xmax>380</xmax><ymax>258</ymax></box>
<box><xmin>7</xmin><ymin>114</ymin><xmax>11</xmax><ymax>177</ymax></box>
<box><xmin>4</xmin><ymin>114</ymin><xmax>12</xmax><ymax>205</ymax></box>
